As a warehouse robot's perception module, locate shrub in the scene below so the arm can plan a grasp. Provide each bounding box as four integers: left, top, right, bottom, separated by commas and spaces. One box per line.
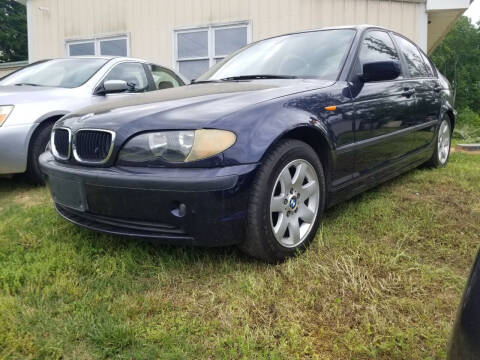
452, 107, 480, 142
457, 107, 480, 128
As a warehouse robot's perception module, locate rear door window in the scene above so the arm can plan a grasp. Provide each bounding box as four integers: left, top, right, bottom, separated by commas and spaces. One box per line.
149, 65, 184, 89
393, 35, 429, 78
419, 51, 435, 77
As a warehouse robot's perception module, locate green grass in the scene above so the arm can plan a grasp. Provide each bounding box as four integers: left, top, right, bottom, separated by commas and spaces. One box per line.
1, 153, 479, 359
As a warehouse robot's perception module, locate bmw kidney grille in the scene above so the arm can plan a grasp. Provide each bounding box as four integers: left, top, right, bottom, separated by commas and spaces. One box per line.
52, 128, 115, 164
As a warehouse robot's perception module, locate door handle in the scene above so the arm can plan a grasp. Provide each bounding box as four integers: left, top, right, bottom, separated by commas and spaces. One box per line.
402, 88, 415, 97
434, 85, 442, 93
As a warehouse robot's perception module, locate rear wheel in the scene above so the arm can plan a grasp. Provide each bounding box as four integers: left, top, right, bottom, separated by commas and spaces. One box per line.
239, 139, 326, 262
25, 122, 54, 184
426, 116, 451, 168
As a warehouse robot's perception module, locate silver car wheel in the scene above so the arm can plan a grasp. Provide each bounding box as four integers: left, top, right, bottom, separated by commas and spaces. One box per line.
438, 119, 451, 165
270, 159, 320, 248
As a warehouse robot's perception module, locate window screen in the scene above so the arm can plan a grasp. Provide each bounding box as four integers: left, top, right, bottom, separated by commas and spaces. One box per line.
67, 36, 129, 57
215, 27, 247, 59
175, 23, 250, 81
178, 60, 209, 81
100, 39, 128, 56
69, 42, 95, 56
178, 31, 208, 58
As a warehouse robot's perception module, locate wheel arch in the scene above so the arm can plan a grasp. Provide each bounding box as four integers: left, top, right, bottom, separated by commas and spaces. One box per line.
28, 113, 66, 153
264, 125, 334, 190
446, 109, 456, 131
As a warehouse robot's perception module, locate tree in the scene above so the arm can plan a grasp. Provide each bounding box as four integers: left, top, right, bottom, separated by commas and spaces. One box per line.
431, 16, 480, 113
0, 0, 27, 63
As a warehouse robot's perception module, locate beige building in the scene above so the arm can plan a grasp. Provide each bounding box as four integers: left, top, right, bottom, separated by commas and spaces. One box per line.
14, 0, 472, 80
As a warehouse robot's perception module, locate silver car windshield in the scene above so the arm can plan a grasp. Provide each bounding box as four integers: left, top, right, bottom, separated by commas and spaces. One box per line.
0, 58, 108, 88
197, 29, 356, 81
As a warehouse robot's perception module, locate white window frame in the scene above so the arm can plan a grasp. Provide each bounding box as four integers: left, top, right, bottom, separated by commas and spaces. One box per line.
173, 21, 252, 72
66, 34, 130, 57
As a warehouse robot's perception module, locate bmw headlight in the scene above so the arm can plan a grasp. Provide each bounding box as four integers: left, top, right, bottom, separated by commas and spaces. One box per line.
118, 129, 236, 163
0, 105, 14, 127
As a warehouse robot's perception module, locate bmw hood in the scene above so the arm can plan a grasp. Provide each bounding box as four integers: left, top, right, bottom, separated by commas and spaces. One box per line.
59, 79, 335, 132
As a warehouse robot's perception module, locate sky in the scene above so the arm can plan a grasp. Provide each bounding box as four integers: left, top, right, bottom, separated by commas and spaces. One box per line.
465, 0, 480, 24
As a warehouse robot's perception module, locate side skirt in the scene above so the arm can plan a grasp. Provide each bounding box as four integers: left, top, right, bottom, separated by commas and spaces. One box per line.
326, 147, 433, 208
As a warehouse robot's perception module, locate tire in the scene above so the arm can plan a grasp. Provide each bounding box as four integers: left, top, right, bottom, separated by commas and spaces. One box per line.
24, 122, 54, 185
239, 139, 326, 263
426, 116, 452, 168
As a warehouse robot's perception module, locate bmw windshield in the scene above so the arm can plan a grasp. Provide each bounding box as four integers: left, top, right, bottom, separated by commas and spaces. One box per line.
0, 58, 108, 88
197, 29, 356, 82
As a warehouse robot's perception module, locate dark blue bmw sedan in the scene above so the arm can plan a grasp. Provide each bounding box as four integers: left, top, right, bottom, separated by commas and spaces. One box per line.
40, 25, 456, 262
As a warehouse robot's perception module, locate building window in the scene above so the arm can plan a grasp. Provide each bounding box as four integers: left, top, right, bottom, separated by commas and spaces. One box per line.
67, 35, 129, 57
174, 22, 251, 81
68, 41, 95, 56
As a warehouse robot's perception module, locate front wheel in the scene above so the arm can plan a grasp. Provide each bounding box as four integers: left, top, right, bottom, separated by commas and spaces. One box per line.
24, 122, 54, 184
426, 117, 451, 168
239, 139, 326, 263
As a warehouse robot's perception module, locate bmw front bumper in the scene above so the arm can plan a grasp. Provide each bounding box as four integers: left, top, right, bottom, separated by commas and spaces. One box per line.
39, 152, 258, 246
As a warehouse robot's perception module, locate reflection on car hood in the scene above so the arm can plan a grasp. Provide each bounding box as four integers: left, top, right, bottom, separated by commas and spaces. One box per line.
0, 85, 76, 104
64, 79, 335, 131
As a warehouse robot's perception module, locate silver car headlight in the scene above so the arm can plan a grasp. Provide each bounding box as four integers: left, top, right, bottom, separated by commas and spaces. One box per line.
0, 105, 14, 127
118, 129, 236, 163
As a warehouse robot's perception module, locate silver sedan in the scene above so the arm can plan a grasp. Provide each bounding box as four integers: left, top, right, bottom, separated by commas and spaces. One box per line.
0, 56, 187, 183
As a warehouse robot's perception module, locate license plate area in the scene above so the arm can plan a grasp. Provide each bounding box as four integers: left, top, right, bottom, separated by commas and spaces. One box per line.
48, 175, 87, 212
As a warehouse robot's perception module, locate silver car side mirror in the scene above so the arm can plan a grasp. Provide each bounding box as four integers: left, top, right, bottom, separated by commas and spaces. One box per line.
98, 80, 129, 95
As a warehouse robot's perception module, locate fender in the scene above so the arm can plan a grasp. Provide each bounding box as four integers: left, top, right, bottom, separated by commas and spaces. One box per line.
221, 82, 355, 187
440, 103, 457, 130
221, 102, 334, 166
34, 111, 69, 124
25, 112, 69, 164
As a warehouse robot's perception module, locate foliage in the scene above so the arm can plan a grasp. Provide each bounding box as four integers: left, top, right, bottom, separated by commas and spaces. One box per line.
453, 124, 480, 142
458, 107, 480, 128
0, 153, 479, 359
0, 0, 27, 63
453, 110, 480, 142
431, 17, 480, 114
452, 107, 480, 141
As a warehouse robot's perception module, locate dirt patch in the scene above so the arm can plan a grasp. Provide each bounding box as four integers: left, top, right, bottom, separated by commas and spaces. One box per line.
452, 146, 480, 155
13, 192, 47, 208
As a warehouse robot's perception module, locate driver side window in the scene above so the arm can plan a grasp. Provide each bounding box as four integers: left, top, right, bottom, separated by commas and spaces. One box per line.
104, 62, 149, 93
356, 31, 401, 78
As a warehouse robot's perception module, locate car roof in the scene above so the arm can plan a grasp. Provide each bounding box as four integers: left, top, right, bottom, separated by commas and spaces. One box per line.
35, 56, 185, 71
48, 56, 150, 63
258, 24, 395, 42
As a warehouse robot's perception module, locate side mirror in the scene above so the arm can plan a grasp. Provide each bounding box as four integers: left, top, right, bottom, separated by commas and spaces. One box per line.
96, 80, 129, 95
361, 61, 401, 82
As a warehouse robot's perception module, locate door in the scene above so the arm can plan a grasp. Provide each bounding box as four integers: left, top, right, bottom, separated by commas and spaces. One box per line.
350, 30, 416, 176
148, 64, 185, 89
392, 34, 442, 150
94, 61, 151, 101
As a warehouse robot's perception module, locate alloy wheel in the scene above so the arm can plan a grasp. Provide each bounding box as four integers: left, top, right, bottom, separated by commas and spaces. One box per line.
438, 120, 451, 165
270, 159, 320, 248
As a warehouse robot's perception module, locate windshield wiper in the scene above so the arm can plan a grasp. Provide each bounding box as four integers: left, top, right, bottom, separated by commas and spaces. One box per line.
190, 79, 224, 85
14, 83, 41, 87
220, 75, 299, 81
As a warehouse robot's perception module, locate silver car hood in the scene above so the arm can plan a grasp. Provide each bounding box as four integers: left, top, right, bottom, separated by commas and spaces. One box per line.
0, 85, 79, 105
